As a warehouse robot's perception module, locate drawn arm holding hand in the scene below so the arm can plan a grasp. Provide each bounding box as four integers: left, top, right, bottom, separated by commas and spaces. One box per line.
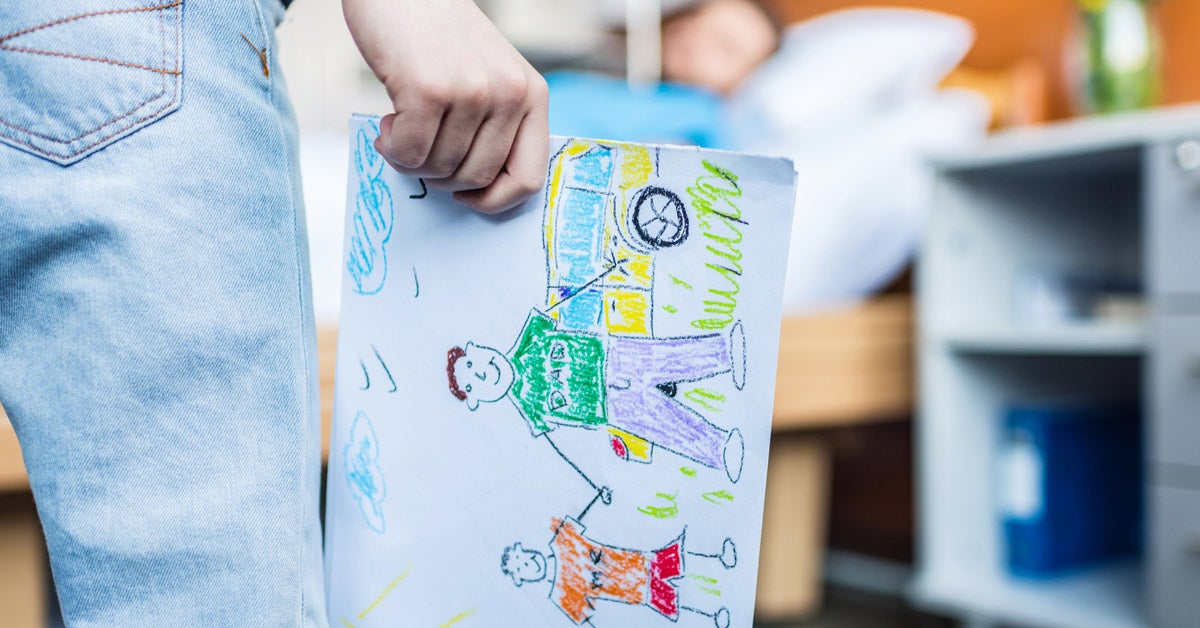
577, 485, 612, 523
546, 257, 630, 314
552, 485, 613, 541
342, 0, 549, 213
542, 433, 608, 495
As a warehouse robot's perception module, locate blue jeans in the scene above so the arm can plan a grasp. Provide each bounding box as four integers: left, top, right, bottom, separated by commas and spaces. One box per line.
0, 1, 327, 625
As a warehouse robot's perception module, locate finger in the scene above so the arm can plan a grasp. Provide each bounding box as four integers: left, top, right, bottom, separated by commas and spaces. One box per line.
455, 90, 549, 213
418, 97, 489, 182
426, 111, 522, 193
373, 100, 443, 170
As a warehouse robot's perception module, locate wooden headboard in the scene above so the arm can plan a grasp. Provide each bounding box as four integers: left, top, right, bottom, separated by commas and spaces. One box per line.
764, 0, 1200, 122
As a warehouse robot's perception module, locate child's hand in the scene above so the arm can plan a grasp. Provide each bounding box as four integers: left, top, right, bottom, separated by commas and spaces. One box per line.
343, 0, 549, 213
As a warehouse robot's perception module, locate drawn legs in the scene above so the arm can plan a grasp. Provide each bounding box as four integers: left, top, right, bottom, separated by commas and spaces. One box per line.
607, 385, 744, 481
678, 537, 738, 628
687, 537, 738, 570
603, 329, 747, 478
606, 333, 731, 387
646, 531, 739, 623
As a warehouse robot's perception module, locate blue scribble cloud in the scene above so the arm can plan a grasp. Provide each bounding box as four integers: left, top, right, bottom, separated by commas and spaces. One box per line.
344, 410, 386, 534
346, 121, 394, 295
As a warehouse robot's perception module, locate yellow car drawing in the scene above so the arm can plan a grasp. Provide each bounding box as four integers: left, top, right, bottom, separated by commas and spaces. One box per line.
542, 139, 692, 464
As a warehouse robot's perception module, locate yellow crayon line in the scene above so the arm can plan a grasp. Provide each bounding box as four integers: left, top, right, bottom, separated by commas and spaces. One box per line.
358, 564, 414, 620
340, 619, 356, 628
438, 609, 477, 627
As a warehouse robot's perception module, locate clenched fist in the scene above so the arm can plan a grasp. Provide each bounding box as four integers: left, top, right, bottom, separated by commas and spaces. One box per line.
343, 0, 549, 213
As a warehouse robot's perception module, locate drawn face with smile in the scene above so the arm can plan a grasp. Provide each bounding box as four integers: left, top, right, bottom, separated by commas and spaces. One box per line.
502, 542, 548, 587
453, 342, 515, 411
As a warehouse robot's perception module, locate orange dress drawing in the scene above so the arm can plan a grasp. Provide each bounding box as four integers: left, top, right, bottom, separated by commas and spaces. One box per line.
548, 517, 684, 625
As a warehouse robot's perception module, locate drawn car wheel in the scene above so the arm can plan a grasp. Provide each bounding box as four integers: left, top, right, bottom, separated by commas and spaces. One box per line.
610, 435, 630, 460
630, 186, 689, 249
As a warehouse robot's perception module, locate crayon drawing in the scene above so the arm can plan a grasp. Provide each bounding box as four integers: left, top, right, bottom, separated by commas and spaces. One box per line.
344, 410, 386, 534
325, 115, 796, 627
346, 119, 394, 296
500, 488, 738, 627
445, 313, 747, 482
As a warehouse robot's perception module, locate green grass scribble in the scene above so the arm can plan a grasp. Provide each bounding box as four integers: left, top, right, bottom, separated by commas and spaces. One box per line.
637, 492, 679, 519
684, 387, 725, 413
670, 275, 694, 290
679, 466, 698, 478
702, 489, 735, 505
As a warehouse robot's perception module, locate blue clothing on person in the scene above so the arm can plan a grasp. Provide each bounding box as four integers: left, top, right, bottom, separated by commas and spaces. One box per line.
546, 71, 730, 149
0, 0, 327, 625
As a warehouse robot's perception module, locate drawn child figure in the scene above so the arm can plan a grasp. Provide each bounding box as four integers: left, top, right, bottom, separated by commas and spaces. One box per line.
501, 493, 737, 627
447, 309, 747, 482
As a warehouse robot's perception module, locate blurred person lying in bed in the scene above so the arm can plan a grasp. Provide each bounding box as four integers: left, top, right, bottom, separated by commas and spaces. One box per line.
660, 0, 783, 96
548, 0, 989, 313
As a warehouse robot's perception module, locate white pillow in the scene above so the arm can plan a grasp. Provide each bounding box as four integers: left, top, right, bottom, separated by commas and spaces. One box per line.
728, 8, 975, 145
765, 89, 990, 314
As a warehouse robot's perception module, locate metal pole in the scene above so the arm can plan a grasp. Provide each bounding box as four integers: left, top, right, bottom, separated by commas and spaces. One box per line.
626, 0, 662, 86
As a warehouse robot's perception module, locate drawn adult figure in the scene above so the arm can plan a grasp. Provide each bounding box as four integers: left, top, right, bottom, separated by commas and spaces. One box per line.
500, 489, 737, 627
446, 310, 747, 482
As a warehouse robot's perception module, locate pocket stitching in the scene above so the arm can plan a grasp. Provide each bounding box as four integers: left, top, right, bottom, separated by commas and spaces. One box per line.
0, 93, 178, 161
0, 44, 181, 77
0, 87, 167, 145
0, 3, 179, 143
0, 2, 182, 43
0, 1, 182, 160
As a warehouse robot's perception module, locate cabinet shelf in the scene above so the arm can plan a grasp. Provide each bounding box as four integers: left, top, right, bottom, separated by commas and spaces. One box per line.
912, 562, 1145, 628
935, 324, 1147, 356
915, 106, 1200, 627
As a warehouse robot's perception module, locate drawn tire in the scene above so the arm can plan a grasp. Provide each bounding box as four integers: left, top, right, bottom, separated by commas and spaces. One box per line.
630, 186, 689, 249
610, 435, 630, 460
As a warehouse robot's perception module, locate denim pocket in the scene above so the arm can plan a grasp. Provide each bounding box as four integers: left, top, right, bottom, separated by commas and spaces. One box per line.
0, 1, 183, 165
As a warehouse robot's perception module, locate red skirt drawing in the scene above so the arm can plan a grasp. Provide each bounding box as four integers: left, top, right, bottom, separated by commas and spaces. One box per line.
649, 533, 685, 619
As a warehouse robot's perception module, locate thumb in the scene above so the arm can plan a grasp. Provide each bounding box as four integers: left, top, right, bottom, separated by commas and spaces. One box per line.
372, 113, 398, 160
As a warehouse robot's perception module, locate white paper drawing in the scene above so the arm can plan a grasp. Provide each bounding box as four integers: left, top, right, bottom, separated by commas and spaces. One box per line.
325, 115, 796, 628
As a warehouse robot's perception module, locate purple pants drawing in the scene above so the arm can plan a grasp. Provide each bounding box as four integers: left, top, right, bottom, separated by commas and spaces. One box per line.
604, 333, 736, 475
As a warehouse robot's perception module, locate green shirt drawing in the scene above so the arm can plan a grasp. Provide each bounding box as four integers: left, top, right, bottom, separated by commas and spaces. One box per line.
508, 310, 607, 434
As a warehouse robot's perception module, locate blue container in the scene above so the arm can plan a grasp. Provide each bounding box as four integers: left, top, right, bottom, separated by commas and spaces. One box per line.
1000, 401, 1142, 578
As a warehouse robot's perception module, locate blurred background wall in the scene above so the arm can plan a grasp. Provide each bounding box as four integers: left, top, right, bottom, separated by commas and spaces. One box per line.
766, 0, 1200, 119
275, 0, 1200, 132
